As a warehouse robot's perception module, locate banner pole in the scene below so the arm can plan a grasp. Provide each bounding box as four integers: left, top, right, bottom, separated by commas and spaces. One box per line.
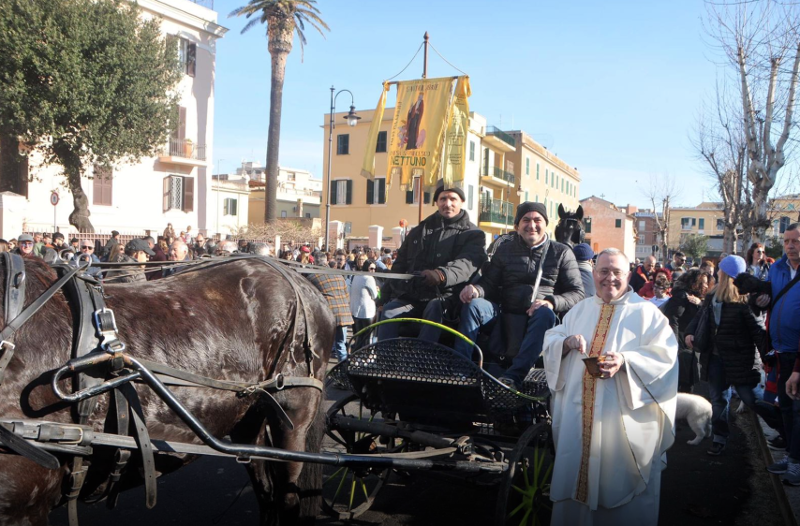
418, 32, 429, 223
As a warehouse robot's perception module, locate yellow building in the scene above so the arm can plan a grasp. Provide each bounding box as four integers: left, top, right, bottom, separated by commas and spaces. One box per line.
667, 202, 725, 253
767, 193, 800, 237
322, 107, 581, 248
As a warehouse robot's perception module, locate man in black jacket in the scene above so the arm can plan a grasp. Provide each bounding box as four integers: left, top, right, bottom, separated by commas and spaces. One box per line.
454, 202, 584, 387
378, 186, 487, 342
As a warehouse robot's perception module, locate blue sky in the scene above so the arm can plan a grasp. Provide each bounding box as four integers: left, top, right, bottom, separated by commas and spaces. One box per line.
212, 0, 728, 208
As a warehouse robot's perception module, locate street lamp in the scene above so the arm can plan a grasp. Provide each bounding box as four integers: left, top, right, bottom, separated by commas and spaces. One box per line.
325, 86, 360, 251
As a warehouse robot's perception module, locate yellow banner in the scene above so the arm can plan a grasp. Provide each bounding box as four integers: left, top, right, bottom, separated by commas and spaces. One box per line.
442, 76, 471, 187
360, 82, 390, 180
387, 77, 456, 190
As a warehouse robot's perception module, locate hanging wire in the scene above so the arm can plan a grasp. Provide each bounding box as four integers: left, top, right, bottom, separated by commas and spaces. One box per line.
385, 42, 425, 81
428, 41, 468, 76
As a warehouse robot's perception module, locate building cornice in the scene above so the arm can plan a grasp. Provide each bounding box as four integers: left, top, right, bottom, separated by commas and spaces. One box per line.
137, 0, 228, 39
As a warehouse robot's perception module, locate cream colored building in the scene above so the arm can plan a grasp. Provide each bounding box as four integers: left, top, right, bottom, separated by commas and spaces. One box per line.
247, 165, 322, 223
767, 193, 800, 237
2, 0, 225, 239
209, 174, 249, 236
322, 107, 581, 248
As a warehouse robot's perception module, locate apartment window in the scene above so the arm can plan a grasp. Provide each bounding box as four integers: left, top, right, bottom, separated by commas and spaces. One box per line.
223, 197, 238, 216
468, 185, 474, 209
366, 177, 386, 204
469, 140, 475, 161
638, 220, 646, 231
536, 164, 540, 180
331, 179, 352, 205
716, 218, 725, 230
585, 218, 592, 233
525, 158, 530, 176
344, 222, 352, 235
305, 212, 311, 218
681, 217, 696, 230
281, 210, 287, 218
92, 165, 113, 206
405, 175, 430, 205
780, 216, 791, 233
638, 233, 645, 244
698, 218, 705, 230
179, 38, 196, 77
376, 131, 387, 153
336, 134, 349, 155
615, 219, 622, 228
162, 175, 194, 212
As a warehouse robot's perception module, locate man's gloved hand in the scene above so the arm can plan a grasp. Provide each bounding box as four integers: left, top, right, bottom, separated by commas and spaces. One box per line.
419, 269, 444, 287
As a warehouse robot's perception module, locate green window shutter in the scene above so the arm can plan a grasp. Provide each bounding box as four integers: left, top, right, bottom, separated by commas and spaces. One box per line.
378, 179, 386, 204
330, 181, 338, 205
366, 179, 374, 204
424, 192, 431, 204
346, 180, 353, 204
536, 164, 540, 180
406, 190, 414, 204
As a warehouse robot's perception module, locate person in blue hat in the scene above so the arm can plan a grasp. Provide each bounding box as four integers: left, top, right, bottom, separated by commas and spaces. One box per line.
572, 243, 596, 298
685, 254, 766, 456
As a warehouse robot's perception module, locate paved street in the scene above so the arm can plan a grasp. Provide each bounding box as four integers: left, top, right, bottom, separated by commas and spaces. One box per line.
50, 385, 782, 526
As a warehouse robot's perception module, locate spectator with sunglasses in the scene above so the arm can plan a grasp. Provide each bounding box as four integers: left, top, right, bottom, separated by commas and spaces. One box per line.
746, 242, 770, 281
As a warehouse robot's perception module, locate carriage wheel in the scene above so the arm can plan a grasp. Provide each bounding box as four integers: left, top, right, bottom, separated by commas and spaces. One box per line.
322, 394, 395, 521
495, 421, 555, 526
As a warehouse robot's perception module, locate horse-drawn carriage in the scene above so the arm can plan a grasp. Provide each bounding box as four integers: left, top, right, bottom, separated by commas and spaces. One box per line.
322, 320, 554, 525
0, 249, 557, 526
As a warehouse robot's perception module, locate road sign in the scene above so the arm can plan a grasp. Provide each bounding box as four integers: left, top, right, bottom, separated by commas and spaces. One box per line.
50, 191, 59, 206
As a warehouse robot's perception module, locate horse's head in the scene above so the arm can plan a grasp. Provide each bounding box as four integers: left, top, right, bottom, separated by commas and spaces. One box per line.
554, 205, 585, 247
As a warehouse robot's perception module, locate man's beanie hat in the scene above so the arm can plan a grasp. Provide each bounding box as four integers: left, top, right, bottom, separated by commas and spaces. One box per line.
572, 243, 594, 261
719, 255, 746, 278
514, 202, 549, 226
432, 185, 466, 203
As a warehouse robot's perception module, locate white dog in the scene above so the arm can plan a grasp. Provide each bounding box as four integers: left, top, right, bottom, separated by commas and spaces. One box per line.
675, 393, 712, 445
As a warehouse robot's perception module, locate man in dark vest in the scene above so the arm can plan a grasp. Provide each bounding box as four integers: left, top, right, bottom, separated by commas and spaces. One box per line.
378, 185, 487, 343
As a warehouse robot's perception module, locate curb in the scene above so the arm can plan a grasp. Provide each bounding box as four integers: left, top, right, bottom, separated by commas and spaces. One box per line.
752, 411, 799, 526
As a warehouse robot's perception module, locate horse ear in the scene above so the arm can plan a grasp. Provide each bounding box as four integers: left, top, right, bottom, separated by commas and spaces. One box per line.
575, 205, 584, 221
558, 204, 566, 219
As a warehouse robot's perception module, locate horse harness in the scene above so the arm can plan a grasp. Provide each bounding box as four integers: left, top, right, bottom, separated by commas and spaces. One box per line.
0, 253, 324, 525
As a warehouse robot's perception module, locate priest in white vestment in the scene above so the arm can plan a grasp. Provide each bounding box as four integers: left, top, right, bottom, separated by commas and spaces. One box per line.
542, 248, 678, 526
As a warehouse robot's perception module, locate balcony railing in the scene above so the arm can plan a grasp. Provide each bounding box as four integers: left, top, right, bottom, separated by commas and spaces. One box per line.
479, 196, 514, 226
165, 138, 206, 161
481, 165, 515, 184
486, 125, 516, 148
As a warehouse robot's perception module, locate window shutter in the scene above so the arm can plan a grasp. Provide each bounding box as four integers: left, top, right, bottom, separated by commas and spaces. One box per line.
366, 179, 374, 204
163, 176, 170, 212
406, 190, 413, 204
231, 198, 237, 216
346, 180, 353, 204
178, 106, 186, 141
378, 179, 386, 204
331, 181, 338, 205
182, 177, 194, 212
423, 191, 430, 204
187, 43, 196, 77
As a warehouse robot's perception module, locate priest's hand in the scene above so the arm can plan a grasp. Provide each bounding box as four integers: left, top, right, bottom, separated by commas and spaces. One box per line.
600, 351, 624, 379
788, 372, 800, 400
527, 299, 553, 316
561, 335, 587, 358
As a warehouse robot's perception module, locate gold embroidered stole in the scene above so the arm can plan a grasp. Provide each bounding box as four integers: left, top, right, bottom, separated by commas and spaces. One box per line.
575, 303, 616, 504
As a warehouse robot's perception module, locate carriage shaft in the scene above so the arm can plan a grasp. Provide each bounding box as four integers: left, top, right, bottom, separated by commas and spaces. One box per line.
329, 413, 455, 450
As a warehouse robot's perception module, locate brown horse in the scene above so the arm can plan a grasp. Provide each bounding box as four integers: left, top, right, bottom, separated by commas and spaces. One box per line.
0, 256, 334, 525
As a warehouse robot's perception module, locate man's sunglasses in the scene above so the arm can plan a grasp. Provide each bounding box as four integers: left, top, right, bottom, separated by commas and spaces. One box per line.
80, 245, 94, 250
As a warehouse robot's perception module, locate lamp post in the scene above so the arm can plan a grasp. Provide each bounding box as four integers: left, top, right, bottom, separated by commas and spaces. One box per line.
325, 86, 360, 251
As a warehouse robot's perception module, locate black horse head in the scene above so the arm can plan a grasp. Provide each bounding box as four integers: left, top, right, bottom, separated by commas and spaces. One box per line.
554, 204, 585, 247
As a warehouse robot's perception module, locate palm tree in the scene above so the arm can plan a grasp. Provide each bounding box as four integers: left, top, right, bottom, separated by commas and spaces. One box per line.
230, 0, 329, 222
